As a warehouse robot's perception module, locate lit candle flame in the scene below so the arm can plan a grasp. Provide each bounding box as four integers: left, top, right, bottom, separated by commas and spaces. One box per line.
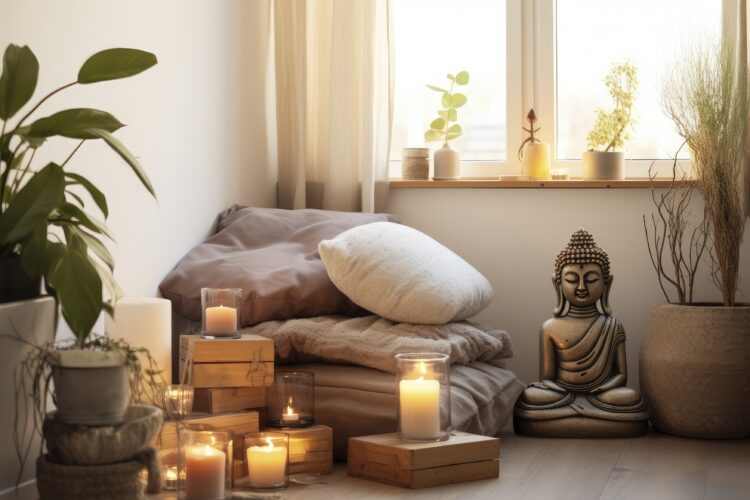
265, 436, 274, 450
202, 444, 216, 456
165, 467, 177, 480
418, 362, 427, 375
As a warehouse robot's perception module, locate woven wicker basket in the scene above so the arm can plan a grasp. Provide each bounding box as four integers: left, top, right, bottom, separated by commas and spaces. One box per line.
36, 455, 147, 500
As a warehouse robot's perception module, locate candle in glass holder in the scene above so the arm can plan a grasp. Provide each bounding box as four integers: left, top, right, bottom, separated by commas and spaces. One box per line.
163, 384, 193, 418
551, 167, 571, 180
396, 354, 450, 441
204, 305, 238, 334
281, 398, 299, 425
246, 437, 287, 488
185, 444, 226, 499
162, 465, 179, 490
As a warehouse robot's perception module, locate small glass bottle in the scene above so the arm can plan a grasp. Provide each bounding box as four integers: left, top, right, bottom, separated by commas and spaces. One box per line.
395, 353, 451, 441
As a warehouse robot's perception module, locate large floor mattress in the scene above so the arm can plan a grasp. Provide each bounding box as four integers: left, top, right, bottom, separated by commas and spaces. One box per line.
284, 362, 524, 459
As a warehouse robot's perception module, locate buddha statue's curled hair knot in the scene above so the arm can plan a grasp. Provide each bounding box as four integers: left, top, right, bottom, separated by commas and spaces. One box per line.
554, 228, 611, 283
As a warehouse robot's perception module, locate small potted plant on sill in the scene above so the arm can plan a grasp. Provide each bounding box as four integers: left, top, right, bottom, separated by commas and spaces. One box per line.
583, 62, 638, 180
424, 70, 469, 180
0, 43, 163, 433
641, 38, 750, 438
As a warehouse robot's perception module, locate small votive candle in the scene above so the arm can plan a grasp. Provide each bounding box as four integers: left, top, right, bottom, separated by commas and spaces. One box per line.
267, 371, 315, 428
243, 432, 289, 490
201, 288, 241, 339
179, 429, 232, 500
551, 167, 571, 180
395, 353, 451, 441
162, 384, 194, 419
162, 465, 180, 491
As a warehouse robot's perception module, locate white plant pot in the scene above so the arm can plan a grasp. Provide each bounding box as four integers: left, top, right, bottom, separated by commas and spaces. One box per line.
51, 349, 130, 426
433, 142, 460, 180
582, 151, 625, 180
0, 297, 56, 491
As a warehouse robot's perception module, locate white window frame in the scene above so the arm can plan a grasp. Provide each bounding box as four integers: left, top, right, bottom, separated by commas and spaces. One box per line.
391, 0, 738, 179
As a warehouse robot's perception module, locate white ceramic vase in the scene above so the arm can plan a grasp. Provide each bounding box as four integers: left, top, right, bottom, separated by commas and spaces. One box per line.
582, 151, 625, 180
433, 142, 460, 180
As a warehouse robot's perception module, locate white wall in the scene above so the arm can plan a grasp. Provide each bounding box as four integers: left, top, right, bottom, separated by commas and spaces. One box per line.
388, 188, 750, 388
0, 0, 275, 495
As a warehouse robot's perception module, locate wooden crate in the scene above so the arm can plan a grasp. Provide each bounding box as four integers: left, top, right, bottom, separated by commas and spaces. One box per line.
155, 410, 260, 462
179, 334, 274, 388
285, 425, 333, 475
348, 432, 500, 489
193, 387, 267, 414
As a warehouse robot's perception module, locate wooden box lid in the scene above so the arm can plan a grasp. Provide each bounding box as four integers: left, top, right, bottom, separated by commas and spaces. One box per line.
179, 334, 274, 363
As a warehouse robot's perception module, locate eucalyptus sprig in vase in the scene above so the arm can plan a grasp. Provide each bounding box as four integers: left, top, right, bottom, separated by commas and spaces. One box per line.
424, 70, 469, 179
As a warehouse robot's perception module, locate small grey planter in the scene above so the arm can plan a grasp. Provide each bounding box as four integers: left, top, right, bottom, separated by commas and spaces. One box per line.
582, 151, 625, 180
640, 303, 750, 439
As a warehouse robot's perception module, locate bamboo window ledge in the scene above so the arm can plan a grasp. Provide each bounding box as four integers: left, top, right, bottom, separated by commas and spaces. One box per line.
389, 178, 692, 189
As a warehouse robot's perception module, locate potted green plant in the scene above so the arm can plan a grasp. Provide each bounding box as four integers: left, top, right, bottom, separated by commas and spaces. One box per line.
424, 70, 469, 180
641, 39, 749, 438
0, 43, 161, 428
583, 62, 638, 180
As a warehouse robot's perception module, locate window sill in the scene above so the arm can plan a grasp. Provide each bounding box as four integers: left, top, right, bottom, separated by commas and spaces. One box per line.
389, 178, 691, 189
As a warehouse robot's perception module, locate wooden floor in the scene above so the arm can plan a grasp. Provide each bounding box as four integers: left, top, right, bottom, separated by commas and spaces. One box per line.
150, 430, 750, 500
7, 431, 747, 499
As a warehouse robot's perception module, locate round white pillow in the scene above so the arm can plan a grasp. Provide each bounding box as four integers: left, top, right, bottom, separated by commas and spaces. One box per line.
318, 222, 492, 324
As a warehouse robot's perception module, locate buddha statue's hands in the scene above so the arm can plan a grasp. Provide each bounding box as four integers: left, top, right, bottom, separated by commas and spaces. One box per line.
530, 380, 567, 393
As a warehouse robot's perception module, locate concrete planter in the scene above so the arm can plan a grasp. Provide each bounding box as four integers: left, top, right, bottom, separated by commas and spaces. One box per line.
582, 151, 625, 180
640, 303, 750, 438
0, 297, 56, 492
51, 350, 130, 426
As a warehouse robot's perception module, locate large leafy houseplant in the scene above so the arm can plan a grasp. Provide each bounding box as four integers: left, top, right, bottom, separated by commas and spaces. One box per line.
0, 44, 156, 343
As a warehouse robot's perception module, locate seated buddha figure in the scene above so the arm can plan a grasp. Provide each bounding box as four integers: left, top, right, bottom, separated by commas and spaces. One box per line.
514, 228, 649, 438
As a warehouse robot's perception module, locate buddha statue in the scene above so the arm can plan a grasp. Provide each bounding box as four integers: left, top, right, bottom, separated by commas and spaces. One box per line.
514, 228, 649, 438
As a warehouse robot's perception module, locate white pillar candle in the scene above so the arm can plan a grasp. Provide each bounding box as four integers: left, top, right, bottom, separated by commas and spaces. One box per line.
399, 376, 440, 439
247, 438, 287, 488
204, 305, 238, 334
185, 445, 226, 499
106, 297, 171, 381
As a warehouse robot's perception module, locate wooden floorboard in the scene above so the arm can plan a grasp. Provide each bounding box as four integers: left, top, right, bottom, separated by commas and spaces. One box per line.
9, 430, 747, 500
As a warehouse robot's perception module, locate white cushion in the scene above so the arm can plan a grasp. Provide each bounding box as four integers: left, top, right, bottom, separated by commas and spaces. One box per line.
318, 222, 492, 324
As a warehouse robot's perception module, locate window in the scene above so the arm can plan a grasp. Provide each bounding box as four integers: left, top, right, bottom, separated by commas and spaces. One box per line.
391, 0, 732, 179
390, 0, 507, 173
556, 0, 722, 161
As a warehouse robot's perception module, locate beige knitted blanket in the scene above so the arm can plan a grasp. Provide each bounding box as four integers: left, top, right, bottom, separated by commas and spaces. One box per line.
241, 315, 513, 374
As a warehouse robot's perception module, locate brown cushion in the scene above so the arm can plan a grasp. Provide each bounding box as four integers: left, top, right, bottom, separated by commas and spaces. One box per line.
159, 205, 398, 326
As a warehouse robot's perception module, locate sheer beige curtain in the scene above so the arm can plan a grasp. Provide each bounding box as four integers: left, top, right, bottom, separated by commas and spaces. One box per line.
740, 0, 750, 217
274, 0, 392, 212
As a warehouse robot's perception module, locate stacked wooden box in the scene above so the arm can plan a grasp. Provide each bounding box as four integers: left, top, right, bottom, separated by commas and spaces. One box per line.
157, 335, 273, 471
160, 334, 333, 481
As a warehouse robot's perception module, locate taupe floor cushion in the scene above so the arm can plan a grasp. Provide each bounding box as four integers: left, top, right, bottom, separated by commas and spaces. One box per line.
284, 362, 525, 460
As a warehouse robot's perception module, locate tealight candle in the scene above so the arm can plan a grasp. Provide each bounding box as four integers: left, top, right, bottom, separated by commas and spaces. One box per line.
281, 398, 299, 425
162, 465, 179, 490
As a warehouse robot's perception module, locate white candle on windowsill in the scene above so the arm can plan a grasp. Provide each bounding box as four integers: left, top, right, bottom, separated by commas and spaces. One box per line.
205, 305, 238, 334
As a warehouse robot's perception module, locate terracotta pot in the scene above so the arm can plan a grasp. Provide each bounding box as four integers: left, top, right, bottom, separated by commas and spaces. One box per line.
640, 303, 750, 438
51, 350, 130, 426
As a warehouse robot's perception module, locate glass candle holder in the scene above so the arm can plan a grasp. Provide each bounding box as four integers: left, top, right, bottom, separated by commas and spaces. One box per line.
178, 428, 233, 500
161, 465, 181, 491
162, 384, 194, 419
201, 288, 242, 339
267, 371, 314, 428
241, 432, 289, 490
395, 353, 452, 441
551, 167, 571, 180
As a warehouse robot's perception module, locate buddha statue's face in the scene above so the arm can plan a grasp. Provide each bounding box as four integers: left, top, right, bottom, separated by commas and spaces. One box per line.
560, 263, 605, 308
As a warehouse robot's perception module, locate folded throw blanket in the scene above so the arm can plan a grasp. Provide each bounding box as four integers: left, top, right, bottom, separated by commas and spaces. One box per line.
241, 315, 513, 374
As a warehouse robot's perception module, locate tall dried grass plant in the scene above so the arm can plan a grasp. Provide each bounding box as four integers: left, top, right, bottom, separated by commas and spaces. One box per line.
661, 39, 748, 306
